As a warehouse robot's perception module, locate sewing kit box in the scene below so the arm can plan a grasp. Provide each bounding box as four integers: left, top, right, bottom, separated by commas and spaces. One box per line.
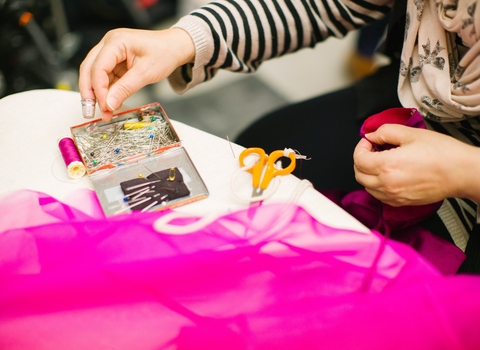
70, 102, 209, 216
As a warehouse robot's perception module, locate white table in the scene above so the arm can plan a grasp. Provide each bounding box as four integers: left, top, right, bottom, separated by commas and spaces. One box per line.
0, 89, 367, 232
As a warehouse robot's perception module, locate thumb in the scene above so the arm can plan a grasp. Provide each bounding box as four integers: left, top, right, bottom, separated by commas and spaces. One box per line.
365, 124, 411, 147
106, 67, 147, 111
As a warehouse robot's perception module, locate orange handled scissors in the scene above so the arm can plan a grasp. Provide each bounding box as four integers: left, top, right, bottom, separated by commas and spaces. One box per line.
239, 147, 296, 197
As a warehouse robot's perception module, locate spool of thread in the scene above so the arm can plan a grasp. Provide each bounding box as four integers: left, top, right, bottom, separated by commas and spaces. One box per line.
123, 121, 151, 130
58, 137, 86, 179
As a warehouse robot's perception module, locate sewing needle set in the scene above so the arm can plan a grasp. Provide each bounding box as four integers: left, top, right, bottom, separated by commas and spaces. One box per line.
67, 102, 209, 216
74, 107, 178, 172
117, 166, 191, 214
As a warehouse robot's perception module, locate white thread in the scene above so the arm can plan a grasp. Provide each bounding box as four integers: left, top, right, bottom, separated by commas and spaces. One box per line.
66, 160, 86, 179
238, 179, 314, 241
152, 179, 313, 236
288, 179, 314, 202
51, 155, 84, 184
230, 149, 311, 203
152, 150, 313, 235
153, 212, 220, 235
284, 148, 310, 160
226, 135, 236, 158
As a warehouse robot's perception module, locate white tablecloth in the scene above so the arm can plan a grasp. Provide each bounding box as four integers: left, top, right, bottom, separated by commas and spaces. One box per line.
0, 89, 367, 232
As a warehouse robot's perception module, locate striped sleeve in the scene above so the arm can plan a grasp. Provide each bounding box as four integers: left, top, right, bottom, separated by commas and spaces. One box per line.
168, 0, 394, 93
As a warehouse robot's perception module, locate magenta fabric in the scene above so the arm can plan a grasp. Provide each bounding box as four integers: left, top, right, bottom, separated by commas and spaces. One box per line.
1, 190, 480, 349
324, 108, 464, 275
358, 108, 443, 232
360, 107, 427, 151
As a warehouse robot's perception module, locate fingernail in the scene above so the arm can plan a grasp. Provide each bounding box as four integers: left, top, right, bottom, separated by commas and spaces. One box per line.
106, 96, 119, 111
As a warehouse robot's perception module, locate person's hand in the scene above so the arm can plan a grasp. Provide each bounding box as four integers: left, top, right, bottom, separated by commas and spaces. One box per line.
353, 124, 480, 206
79, 28, 195, 121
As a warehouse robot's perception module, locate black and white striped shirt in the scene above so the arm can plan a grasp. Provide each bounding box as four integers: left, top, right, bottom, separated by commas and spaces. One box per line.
169, 0, 480, 253
169, 0, 393, 92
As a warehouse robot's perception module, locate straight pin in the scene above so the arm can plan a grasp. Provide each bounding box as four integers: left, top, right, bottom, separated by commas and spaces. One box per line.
141, 200, 159, 212
124, 185, 155, 198
115, 197, 152, 214
125, 180, 161, 191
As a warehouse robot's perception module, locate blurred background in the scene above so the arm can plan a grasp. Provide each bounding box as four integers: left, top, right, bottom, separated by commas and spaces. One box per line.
0, 0, 388, 139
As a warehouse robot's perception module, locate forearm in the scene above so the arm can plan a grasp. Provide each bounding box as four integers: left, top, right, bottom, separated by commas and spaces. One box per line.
455, 144, 480, 205
168, 0, 394, 93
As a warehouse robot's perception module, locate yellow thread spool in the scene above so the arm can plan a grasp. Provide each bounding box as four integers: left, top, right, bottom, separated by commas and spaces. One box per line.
124, 121, 151, 130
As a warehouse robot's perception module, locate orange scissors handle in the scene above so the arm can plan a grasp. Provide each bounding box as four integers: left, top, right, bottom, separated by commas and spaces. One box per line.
259, 150, 296, 190
239, 147, 267, 188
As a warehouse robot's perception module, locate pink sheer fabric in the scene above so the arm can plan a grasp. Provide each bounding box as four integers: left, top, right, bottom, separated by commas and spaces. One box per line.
1, 189, 480, 349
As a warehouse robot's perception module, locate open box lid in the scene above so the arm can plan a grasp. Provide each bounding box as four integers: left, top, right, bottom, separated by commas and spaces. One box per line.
89, 147, 209, 216
70, 102, 181, 175
70, 102, 209, 216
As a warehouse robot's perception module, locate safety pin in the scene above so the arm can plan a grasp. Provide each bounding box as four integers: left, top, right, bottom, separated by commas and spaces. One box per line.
168, 167, 176, 182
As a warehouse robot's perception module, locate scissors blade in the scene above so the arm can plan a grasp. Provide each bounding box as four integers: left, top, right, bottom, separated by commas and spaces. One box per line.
251, 187, 264, 197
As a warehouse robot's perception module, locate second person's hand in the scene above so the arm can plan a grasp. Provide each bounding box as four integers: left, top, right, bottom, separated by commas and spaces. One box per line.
353, 124, 480, 207
79, 27, 195, 121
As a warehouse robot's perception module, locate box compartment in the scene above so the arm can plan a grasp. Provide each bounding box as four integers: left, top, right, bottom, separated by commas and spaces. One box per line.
70, 102, 208, 215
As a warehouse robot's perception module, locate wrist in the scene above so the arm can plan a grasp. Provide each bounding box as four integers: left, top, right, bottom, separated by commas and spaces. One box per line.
455, 144, 480, 203
169, 28, 195, 65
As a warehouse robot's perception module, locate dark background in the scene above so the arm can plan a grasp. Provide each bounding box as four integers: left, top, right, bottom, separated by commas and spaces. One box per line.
0, 0, 177, 98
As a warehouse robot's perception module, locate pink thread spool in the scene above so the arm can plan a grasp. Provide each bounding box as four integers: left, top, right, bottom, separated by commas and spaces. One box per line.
58, 137, 86, 179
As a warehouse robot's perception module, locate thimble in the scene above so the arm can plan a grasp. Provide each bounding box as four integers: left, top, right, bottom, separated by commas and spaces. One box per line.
81, 99, 96, 119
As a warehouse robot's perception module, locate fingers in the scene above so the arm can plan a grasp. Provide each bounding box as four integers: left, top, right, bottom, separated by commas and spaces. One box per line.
79, 40, 115, 120
105, 65, 149, 112
79, 29, 134, 121
79, 42, 102, 100
78, 27, 196, 122
89, 36, 130, 121
354, 163, 380, 189
353, 138, 379, 174
354, 137, 373, 154
364, 124, 413, 147
79, 43, 104, 118
354, 125, 416, 183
